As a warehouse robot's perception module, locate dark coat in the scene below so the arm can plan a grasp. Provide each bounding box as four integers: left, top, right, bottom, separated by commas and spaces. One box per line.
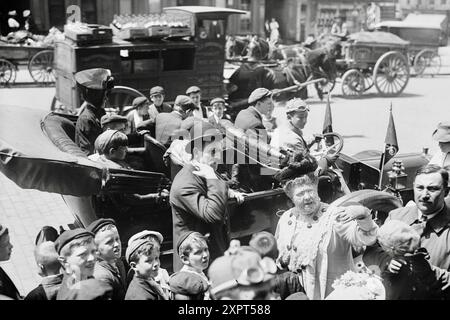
93, 258, 127, 300
382, 248, 449, 300
0, 267, 21, 300
125, 274, 166, 300
24, 273, 63, 301
75, 104, 105, 155
170, 164, 230, 272
155, 111, 184, 146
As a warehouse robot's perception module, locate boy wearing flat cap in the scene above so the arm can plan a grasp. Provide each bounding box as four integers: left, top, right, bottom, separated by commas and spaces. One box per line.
208, 97, 233, 133
55, 229, 100, 300
186, 86, 209, 119
75, 68, 114, 155
126, 97, 151, 134
148, 86, 172, 122
89, 130, 130, 169
155, 95, 197, 147
170, 121, 231, 271
125, 234, 169, 300
0, 224, 21, 300
169, 232, 211, 300
87, 218, 127, 300
429, 122, 450, 168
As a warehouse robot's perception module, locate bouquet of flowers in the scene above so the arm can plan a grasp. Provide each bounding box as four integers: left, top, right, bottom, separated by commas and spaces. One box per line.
325, 270, 385, 300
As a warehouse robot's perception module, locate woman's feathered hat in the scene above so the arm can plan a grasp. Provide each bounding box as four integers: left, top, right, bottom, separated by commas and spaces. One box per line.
273, 151, 318, 184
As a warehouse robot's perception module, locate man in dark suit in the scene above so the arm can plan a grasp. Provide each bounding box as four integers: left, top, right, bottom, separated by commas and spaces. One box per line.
186, 86, 209, 119
364, 165, 450, 289
155, 95, 196, 147
170, 121, 230, 272
75, 68, 114, 155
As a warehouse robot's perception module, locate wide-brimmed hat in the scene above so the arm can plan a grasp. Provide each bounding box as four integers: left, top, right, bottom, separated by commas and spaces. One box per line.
185, 121, 223, 154
432, 122, 450, 143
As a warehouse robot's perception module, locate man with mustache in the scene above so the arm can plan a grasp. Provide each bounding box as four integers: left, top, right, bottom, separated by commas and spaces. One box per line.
364, 165, 450, 288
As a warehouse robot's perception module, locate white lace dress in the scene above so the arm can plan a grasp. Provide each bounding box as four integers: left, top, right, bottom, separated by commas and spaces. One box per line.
275, 203, 378, 300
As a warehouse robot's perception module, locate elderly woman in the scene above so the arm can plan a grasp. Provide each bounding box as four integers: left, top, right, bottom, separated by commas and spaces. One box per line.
274, 152, 379, 300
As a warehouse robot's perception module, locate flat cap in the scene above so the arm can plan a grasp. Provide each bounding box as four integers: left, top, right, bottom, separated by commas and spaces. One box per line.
186, 86, 201, 95
150, 86, 165, 96
86, 218, 117, 235
176, 231, 196, 256
249, 231, 278, 260
169, 271, 209, 296
285, 98, 309, 115
132, 96, 150, 108
54, 229, 94, 255
75, 68, 113, 90
100, 114, 127, 128
432, 121, 450, 143
128, 230, 163, 246
248, 88, 272, 105
174, 95, 196, 111
94, 130, 127, 155
125, 238, 152, 264
210, 97, 226, 105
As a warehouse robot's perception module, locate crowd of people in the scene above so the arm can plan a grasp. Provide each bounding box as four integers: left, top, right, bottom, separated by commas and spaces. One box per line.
1, 66, 450, 300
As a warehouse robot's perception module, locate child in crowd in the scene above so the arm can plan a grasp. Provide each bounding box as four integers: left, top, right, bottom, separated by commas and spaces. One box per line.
25, 241, 63, 300
125, 234, 169, 300
89, 130, 131, 169
0, 224, 21, 300
55, 228, 112, 300
87, 218, 127, 300
377, 220, 449, 300
169, 232, 211, 300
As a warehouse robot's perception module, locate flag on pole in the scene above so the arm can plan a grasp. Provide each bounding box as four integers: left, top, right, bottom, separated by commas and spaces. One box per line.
323, 92, 334, 145
379, 103, 399, 170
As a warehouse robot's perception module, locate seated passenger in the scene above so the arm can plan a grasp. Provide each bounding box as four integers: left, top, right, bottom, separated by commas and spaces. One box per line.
155, 95, 197, 147
148, 86, 172, 122
89, 130, 131, 169
126, 97, 151, 134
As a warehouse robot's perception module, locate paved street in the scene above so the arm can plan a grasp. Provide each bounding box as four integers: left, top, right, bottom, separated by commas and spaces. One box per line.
1, 50, 450, 296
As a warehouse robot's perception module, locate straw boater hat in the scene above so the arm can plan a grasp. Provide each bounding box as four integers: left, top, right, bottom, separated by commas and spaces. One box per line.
432, 122, 450, 143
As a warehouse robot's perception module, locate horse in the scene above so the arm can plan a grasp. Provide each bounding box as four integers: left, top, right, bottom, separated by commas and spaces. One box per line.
225, 35, 271, 61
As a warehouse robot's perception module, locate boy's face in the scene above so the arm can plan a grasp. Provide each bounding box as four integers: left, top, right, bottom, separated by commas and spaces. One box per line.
134, 245, 160, 279
0, 233, 13, 262
184, 243, 210, 272
137, 104, 150, 117
64, 239, 97, 280
150, 94, 164, 107
108, 145, 128, 161
96, 227, 121, 263
189, 92, 201, 105
212, 104, 224, 119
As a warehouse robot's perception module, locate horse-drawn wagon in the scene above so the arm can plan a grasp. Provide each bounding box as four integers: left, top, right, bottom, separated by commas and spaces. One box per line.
377, 13, 448, 77
337, 31, 410, 98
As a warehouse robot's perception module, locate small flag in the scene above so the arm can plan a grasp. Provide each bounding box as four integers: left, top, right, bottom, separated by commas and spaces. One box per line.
323, 93, 334, 145
379, 103, 399, 170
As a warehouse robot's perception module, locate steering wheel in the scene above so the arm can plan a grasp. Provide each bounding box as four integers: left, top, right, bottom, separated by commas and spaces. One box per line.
309, 132, 344, 159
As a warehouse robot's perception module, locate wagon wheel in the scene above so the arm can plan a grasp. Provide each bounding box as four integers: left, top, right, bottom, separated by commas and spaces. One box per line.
341, 69, 365, 98
0, 59, 17, 85
28, 50, 55, 83
363, 72, 374, 91
413, 49, 441, 77
373, 51, 410, 97
105, 86, 146, 115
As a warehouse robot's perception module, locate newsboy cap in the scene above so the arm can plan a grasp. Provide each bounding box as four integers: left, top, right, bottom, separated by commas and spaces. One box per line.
248, 88, 272, 105
54, 229, 94, 255
176, 231, 196, 256
86, 218, 117, 235
75, 68, 113, 91
125, 238, 152, 264
128, 230, 163, 246
186, 86, 201, 95
210, 97, 226, 106
150, 86, 165, 96
432, 122, 450, 143
100, 114, 127, 128
285, 98, 309, 115
175, 95, 196, 111
169, 271, 210, 296
132, 96, 149, 109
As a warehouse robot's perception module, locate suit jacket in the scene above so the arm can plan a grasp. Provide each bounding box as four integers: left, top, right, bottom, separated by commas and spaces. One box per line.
75, 104, 105, 155
24, 273, 63, 301
0, 267, 21, 300
93, 258, 127, 300
363, 203, 450, 272
155, 111, 184, 146
170, 164, 230, 272
234, 106, 267, 140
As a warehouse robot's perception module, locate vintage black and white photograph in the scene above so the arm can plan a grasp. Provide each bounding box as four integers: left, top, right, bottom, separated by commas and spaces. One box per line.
0, 0, 449, 303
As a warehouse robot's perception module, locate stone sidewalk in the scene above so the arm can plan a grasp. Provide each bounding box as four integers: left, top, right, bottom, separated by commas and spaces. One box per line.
0, 171, 73, 296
